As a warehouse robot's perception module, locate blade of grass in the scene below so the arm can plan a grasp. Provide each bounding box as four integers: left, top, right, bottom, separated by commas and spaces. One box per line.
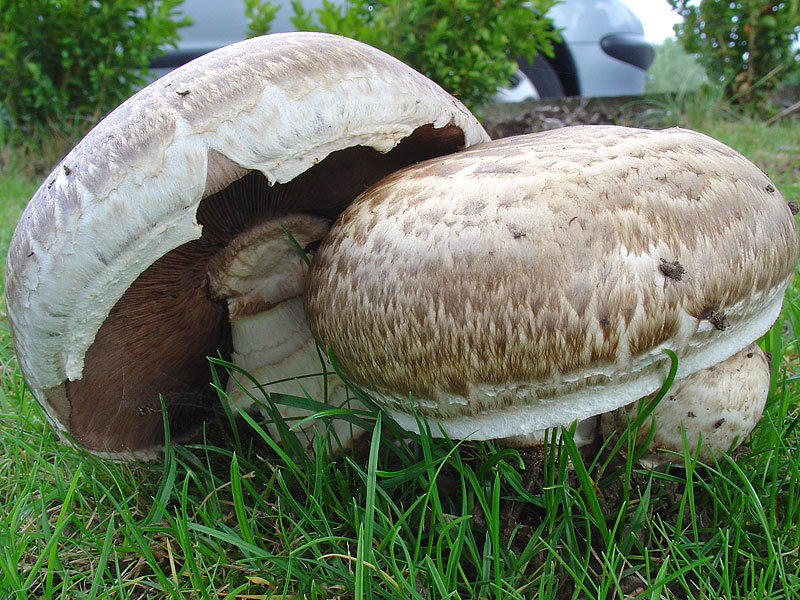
230, 453, 255, 547
355, 412, 382, 598
561, 425, 611, 548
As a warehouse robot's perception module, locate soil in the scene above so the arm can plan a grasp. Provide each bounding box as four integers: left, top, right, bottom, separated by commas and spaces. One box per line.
480, 85, 800, 139
480, 95, 663, 139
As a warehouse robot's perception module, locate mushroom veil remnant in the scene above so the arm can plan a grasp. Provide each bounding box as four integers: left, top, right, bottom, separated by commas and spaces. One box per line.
4, 32, 489, 458
305, 126, 798, 445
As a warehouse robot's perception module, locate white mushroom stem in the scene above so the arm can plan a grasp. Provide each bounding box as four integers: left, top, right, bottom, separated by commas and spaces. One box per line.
600, 343, 770, 467
227, 299, 359, 446
208, 214, 363, 447
207, 214, 331, 316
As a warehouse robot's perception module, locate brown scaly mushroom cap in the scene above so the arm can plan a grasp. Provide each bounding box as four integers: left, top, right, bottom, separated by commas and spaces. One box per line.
305, 126, 798, 442
5, 32, 489, 458
600, 343, 770, 466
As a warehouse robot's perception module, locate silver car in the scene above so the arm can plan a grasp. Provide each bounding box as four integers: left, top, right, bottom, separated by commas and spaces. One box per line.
150, 0, 654, 100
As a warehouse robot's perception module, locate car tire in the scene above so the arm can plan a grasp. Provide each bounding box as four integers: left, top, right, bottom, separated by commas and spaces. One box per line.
518, 55, 564, 98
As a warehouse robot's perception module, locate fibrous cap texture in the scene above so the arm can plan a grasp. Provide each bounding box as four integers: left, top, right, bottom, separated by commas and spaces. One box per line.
305, 126, 798, 440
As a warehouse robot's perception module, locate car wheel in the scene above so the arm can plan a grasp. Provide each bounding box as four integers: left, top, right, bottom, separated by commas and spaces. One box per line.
518, 55, 564, 98
494, 54, 565, 102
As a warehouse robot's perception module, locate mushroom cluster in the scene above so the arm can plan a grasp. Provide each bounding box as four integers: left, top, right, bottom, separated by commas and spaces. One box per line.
6, 33, 798, 463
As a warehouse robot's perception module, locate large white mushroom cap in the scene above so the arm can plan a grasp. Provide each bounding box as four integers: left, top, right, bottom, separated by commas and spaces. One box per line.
5, 32, 488, 456
305, 126, 798, 441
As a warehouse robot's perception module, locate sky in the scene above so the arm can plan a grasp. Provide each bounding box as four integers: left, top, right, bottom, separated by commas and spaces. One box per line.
620, 0, 683, 43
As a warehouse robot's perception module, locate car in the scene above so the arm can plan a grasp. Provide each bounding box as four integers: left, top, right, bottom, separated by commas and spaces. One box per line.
149, 0, 654, 100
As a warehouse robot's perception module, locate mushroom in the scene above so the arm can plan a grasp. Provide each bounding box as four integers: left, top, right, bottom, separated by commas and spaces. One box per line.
4, 32, 489, 458
305, 126, 798, 444
600, 343, 770, 466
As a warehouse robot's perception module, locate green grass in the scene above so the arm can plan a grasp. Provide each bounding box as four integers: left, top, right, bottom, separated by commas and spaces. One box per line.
0, 100, 799, 599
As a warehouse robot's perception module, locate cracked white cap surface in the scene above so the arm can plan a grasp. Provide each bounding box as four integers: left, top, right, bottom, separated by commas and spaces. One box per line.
4, 32, 488, 455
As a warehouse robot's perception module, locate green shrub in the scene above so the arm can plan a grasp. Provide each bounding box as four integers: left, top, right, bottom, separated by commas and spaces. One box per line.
0, 0, 190, 130
668, 0, 800, 104
248, 0, 560, 109
646, 38, 707, 94
244, 0, 279, 40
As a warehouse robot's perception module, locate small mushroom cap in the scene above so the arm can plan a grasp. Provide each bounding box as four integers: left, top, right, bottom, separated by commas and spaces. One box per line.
5, 32, 488, 456
305, 126, 798, 441
600, 343, 770, 466
207, 214, 330, 319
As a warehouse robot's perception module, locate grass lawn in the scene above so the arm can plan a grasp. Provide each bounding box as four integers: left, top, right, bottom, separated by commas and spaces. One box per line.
0, 100, 799, 599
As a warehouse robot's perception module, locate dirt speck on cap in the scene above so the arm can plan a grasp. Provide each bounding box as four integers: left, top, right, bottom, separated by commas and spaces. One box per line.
709, 311, 729, 331
659, 258, 686, 281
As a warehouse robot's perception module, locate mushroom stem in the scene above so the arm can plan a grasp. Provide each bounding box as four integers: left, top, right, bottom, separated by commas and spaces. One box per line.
502, 416, 599, 448
226, 298, 360, 446
208, 213, 363, 447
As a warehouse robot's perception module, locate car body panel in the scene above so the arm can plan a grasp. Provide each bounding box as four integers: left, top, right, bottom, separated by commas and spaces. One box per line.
549, 0, 651, 96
